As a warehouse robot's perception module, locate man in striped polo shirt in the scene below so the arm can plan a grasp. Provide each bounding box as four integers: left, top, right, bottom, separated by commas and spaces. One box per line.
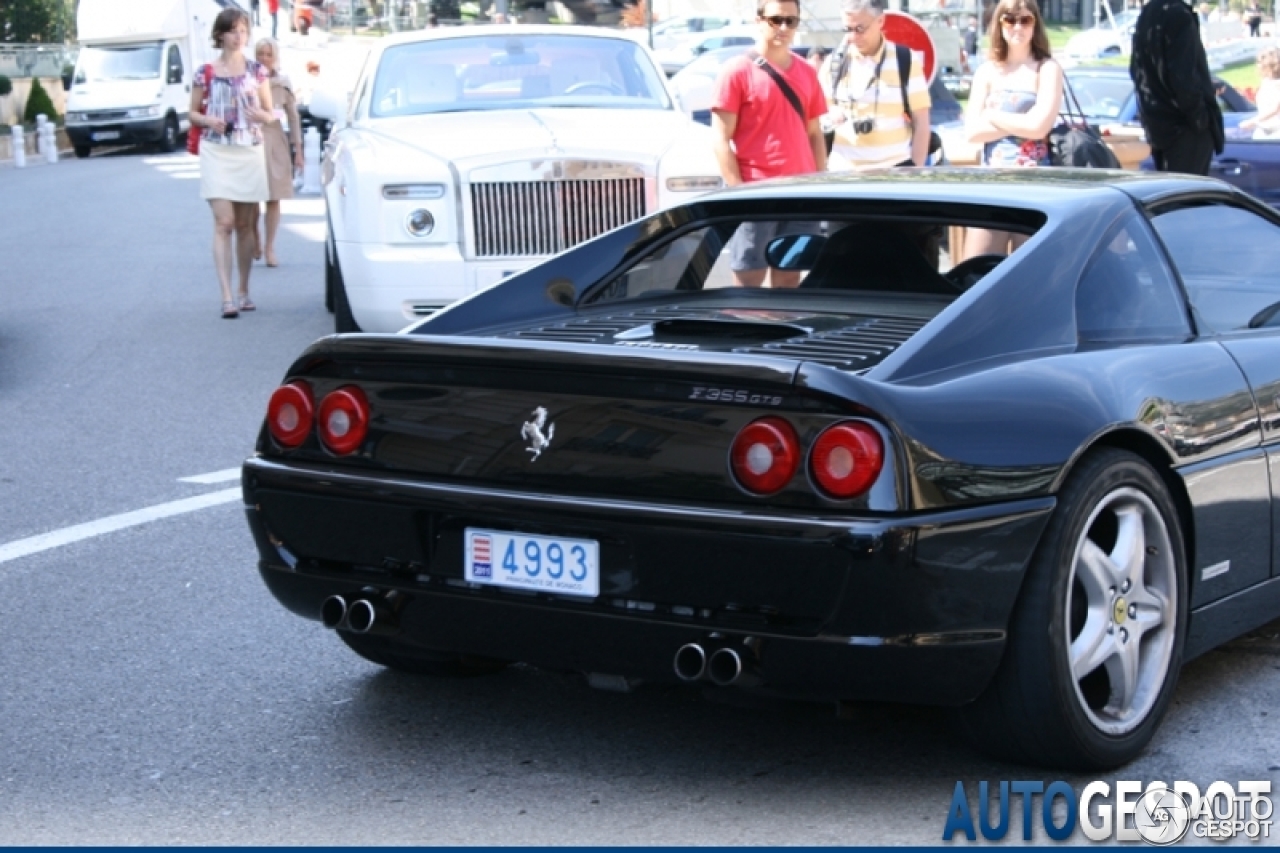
825, 0, 932, 170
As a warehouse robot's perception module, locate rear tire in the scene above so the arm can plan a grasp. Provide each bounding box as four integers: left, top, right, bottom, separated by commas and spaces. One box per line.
958, 448, 1187, 769
73, 144, 91, 159
338, 631, 508, 677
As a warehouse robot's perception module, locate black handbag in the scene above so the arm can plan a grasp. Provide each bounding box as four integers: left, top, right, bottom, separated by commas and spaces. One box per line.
1048, 77, 1121, 169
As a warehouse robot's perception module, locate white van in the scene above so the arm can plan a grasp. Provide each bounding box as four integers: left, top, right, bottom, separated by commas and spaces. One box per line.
64, 0, 239, 158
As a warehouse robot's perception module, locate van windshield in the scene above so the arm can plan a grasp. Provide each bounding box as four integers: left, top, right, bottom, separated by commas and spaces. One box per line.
75, 44, 162, 83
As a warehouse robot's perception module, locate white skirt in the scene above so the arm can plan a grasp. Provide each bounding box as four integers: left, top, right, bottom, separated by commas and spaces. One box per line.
200, 141, 269, 202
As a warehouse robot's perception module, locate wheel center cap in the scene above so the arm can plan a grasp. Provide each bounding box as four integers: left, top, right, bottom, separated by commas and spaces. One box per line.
1113, 597, 1128, 625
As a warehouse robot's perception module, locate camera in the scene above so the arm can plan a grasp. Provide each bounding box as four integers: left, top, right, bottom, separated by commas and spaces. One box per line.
852, 117, 874, 135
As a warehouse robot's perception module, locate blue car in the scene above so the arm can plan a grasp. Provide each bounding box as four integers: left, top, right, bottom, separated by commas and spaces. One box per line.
1068, 67, 1280, 207
1066, 65, 1254, 128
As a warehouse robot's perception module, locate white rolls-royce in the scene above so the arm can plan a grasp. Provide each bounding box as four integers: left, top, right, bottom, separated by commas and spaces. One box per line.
313, 25, 725, 333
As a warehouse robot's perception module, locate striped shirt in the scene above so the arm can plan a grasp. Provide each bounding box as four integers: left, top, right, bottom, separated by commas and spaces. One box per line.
826, 39, 930, 170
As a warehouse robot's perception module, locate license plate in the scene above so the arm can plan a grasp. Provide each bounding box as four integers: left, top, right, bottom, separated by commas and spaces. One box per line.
465, 528, 599, 598
92, 131, 120, 141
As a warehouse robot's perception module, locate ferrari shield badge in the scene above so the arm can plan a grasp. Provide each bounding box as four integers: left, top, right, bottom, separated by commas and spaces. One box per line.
521, 407, 555, 460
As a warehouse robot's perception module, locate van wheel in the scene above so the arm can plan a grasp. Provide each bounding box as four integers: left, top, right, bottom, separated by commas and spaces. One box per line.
958, 448, 1186, 769
332, 250, 361, 333
73, 144, 91, 159
158, 115, 179, 152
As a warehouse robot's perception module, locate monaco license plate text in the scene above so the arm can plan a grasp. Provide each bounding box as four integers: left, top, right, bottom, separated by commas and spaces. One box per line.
465, 528, 599, 598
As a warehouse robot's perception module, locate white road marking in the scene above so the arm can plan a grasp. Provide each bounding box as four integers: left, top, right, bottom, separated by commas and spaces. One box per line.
179, 467, 242, 484
0, 488, 241, 565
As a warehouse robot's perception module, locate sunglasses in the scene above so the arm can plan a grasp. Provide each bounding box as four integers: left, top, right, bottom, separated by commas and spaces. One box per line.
844, 21, 877, 34
761, 15, 801, 29
1000, 13, 1036, 27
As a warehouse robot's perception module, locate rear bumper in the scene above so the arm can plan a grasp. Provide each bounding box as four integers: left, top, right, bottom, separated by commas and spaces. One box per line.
243, 456, 1054, 705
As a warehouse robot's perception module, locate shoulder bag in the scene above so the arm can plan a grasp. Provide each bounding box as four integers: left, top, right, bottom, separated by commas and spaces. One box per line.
187, 64, 214, 155
1048, 73, 1121, 169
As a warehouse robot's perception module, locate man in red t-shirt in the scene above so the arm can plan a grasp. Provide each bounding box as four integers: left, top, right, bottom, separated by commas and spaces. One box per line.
712, 0, 827, 288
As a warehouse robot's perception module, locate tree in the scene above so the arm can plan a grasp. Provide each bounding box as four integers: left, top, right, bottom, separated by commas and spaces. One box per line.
1, 0, 75, 44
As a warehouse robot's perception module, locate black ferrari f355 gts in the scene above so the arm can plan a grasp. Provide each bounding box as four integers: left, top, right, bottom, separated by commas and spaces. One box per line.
244, 169, 1280, 769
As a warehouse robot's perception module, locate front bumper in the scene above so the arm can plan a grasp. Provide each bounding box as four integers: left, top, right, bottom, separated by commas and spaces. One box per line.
243, 456, 1054, 705
65, 116, 167, 147
338, 240, 544, 332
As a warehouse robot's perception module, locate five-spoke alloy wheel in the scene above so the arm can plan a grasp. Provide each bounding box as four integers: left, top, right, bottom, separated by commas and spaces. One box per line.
960, 448, 1187, 769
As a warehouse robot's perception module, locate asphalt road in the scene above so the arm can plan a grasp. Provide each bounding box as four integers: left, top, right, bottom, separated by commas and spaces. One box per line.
0, 150, 1277, 845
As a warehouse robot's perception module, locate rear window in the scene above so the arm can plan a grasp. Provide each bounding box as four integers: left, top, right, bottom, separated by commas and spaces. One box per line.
583, 213, 1042, 306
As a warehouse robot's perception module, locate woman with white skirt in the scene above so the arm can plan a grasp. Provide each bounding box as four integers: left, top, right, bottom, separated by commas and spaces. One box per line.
189, 7, 273, 318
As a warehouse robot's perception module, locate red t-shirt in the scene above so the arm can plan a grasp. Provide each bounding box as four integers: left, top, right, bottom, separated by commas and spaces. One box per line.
712, 52, 827, 183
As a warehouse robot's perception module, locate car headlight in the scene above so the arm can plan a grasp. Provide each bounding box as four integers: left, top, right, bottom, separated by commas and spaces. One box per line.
666, 176, 723, 192
383, 184, 446, 200
66, 112, 88, 123
126, 105, 161, 119
405, 209, 435, 237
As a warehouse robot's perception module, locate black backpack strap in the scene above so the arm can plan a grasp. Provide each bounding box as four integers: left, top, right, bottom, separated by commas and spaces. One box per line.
829, 42, 849, 95
895, 42, 912, 122
747, 50, 806, 123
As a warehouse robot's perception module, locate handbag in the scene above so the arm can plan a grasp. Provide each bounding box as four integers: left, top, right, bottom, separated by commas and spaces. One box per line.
1048, 76, 1121, 169
187, 64, 213, 155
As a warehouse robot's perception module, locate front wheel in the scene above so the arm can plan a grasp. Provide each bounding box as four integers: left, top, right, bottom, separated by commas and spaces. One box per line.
158, 115, 179, 152
338, 631, 508, 677
331, 247, 362, 333
959, 448, 1187, 769
73, 144, 91, 159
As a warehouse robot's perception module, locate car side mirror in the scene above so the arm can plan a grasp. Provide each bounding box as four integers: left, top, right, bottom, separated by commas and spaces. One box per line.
765, 233, 827, 270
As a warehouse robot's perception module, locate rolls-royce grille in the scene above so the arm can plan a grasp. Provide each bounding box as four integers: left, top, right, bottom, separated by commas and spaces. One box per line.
470, 178, 646, 258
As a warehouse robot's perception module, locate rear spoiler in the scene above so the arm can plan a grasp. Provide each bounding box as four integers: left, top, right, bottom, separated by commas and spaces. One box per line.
289, 333, 804, 388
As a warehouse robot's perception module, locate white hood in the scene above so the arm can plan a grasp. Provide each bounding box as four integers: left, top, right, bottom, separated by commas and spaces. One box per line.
361, 108, 709, 167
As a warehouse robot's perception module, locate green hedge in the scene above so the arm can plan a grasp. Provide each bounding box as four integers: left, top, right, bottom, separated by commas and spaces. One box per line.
23, 77, 56, 123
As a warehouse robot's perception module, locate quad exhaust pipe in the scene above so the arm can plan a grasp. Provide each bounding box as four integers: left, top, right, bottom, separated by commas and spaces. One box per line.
673, 643, 707, 682
321, 592, 400, 636
672, 642, 759, 687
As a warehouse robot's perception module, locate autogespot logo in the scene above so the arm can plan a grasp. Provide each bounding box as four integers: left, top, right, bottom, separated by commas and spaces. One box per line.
942, 780, 1273, 843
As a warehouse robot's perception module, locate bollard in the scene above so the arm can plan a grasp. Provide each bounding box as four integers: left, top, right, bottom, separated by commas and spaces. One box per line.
11, 125, 25, 168
43, 123, 57, 164
300, 126, 322, 194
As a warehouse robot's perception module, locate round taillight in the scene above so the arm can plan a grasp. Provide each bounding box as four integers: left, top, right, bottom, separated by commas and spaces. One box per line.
809, 421, 884, 500
730, 417, 800, 495
317, 386, 369, 456
267, 382, 314, 449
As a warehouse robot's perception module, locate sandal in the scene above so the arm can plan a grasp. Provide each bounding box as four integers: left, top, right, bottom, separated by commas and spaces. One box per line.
238, 296, 256, 311
265, 251, 279, 268
221, 301, 239, 319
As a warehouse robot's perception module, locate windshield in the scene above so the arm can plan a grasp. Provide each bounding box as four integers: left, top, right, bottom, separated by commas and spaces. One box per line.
1065, 74, 1133, 120
74, 44, 162, 83
370, 34, 671, 117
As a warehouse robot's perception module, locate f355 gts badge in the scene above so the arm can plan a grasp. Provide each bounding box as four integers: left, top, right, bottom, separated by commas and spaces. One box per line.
521, 406, 555, 461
